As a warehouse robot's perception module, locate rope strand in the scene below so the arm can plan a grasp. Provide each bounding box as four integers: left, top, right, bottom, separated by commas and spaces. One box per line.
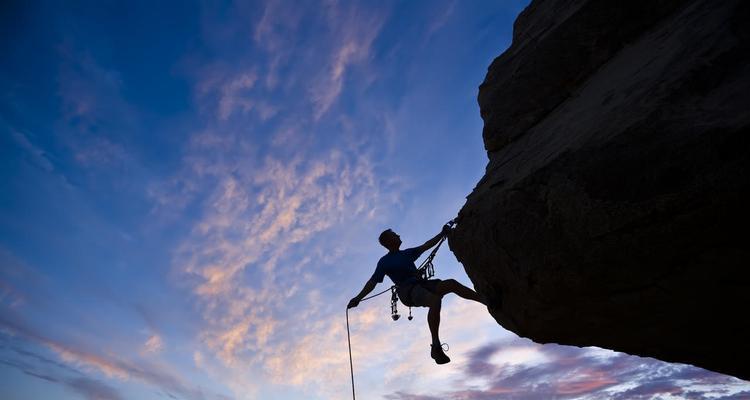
360, 287, 392, 301
346, 308, 356, 400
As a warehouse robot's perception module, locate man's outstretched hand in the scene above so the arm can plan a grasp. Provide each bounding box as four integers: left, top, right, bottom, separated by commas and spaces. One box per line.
347, 297, 360, 309
441, 223, 453, 237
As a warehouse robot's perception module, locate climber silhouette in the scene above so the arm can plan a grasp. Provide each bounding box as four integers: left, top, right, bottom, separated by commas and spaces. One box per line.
347, 224, 486, 364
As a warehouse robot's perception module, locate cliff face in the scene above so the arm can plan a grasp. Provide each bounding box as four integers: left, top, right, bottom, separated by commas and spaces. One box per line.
450, 0, 750, 380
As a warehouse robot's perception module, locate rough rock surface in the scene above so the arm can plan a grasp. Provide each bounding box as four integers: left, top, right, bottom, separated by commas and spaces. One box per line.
450, 0, 750, 380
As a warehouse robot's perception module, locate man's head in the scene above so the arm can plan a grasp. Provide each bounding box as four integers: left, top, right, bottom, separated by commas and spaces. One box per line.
378, 229, 401, 251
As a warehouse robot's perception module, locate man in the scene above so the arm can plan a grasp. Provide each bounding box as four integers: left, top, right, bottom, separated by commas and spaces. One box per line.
347, 224, 486, 364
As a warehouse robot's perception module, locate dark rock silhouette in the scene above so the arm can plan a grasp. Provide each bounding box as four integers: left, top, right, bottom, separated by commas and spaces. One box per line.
450, 0, 750, 380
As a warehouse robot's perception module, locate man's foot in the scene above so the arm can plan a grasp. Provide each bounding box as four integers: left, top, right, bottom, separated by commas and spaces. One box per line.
430, 344, 450, 365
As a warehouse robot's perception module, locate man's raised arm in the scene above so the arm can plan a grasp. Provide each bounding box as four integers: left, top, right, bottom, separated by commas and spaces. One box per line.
348, 278, 378, 309
414, 224, 452, 255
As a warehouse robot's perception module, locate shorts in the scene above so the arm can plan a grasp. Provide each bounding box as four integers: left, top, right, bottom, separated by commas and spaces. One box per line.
397, 279, 442, 307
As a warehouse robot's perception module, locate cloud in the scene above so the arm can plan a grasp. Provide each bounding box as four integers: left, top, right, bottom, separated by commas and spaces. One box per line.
0, 279, 24, 309
0, 309, 219, 400
0, 356, 62, 383
159, 93, 406, 397
385, 393, 442, 400
170, 33, 397, 389
56, 44, 124, 126
713, 391, 750, 400
9, 129, 55, 172
66, 377, 124, 400
194, 1, 387, 130
3, 125, 78, 193
252, 0, 306, 90
163, 53, 399, 396
2, 357, 124, 400
425, 0, 457, 39
72, 136, 128, 168
1, 340, 126, 400
155, 1, 459, 398
217, 72, 259, 120
8, 345, 81, 375
54, 43, 138, 177
465, 342, 505, 377
142, 334, 163, 354
173, 140, 389, 364
253, 0, 303, 52
387, 337, 750, 400
309, 2, 386, 119
258, 303, 436, 399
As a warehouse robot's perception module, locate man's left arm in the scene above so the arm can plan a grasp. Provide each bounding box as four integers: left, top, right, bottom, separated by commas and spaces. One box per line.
347, 279, 378, 309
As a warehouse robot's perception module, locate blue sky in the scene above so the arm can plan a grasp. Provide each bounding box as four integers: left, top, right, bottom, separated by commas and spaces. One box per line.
1, 1, 749, 399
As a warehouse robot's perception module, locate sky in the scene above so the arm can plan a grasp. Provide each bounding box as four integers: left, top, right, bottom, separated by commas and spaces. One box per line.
1, 1, 749, 400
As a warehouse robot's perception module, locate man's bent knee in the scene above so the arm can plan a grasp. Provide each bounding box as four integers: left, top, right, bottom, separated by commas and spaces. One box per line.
437, 279, 458, 295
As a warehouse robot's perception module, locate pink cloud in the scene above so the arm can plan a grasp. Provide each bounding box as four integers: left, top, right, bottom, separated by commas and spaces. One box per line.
555, 372, 618, 394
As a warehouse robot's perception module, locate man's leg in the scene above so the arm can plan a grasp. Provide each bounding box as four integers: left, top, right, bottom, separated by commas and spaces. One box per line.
426, 295, 450, 364
427, 296, 442, 346
436, 279, 485, 304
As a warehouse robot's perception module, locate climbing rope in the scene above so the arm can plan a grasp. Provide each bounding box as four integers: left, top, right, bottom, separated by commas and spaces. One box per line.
345, 220, 455, 400
345, 308, 356, 400
416, 221, 453, 281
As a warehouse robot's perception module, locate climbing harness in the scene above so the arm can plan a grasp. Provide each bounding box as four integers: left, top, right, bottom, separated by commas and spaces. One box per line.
345, 219, 455, 400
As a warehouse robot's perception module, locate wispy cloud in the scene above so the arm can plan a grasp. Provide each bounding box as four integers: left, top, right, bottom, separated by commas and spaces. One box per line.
172, 136, 390, 368
9, 129, 56, 172
252, 0, 306, 90
142, 334, 163, 354
0, 348, 124, 400
72, 136, 129, 168
54, 43, 138, 177
425, 0, 457, 40
154, 3, 404, 397
0, 309, 220, 400
309, 2, 386, 119
56, 44, 124, 126
66, 377, 124, 400
251, 0, 387, 119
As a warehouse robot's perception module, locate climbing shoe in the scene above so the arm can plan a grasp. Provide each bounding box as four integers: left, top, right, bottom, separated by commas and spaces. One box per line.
430, 344, 450, 365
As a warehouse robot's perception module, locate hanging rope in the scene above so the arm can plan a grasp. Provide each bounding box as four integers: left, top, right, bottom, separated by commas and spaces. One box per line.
345, 308, 356, 400
344, 283, 393, 400
345, 219, 455, 399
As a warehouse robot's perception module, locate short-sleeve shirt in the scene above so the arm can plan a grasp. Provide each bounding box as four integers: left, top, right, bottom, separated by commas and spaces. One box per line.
370, 247, 423, 286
